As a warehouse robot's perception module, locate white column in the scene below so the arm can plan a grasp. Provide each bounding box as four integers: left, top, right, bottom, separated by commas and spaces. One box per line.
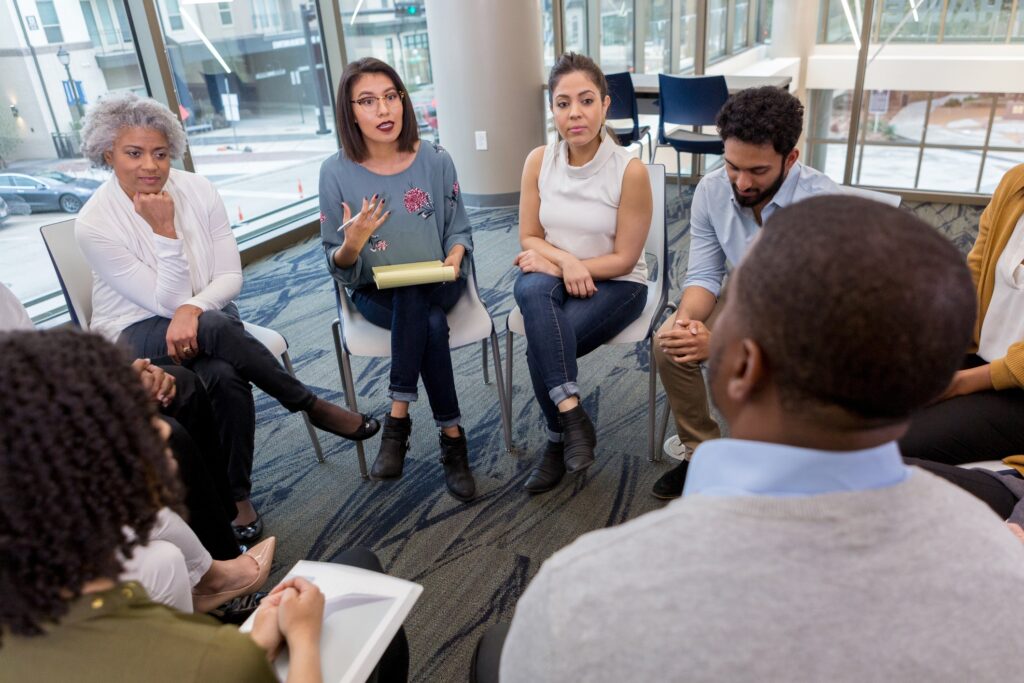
425, 0, 546, 206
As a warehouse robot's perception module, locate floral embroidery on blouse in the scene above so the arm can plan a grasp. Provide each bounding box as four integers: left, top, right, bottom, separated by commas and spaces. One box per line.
432, 142, 446, 154
319, 212, 327, 223
368, 234, 388, 252
447, 181, 460, 209
403, 187, 435, 219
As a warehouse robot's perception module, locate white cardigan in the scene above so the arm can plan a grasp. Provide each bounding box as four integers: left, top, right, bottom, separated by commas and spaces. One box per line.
75, 168, 243, 342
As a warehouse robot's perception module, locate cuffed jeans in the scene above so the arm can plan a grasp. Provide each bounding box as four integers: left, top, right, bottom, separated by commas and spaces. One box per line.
119, 303, 317, 501
513, 272, 646, 439
352, 279, 465, 428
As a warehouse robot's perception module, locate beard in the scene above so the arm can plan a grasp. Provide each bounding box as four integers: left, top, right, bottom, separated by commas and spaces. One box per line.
731, 160, 787, 208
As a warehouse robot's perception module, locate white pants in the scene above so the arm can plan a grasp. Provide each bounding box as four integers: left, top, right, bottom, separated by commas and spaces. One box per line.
120, 508, 213, 613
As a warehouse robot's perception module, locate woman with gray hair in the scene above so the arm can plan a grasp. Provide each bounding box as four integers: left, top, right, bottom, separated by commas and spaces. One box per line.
75, 94, 380, 543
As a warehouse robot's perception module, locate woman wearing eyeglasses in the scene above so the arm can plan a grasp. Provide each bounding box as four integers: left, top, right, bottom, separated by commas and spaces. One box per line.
319, 58, 476, 502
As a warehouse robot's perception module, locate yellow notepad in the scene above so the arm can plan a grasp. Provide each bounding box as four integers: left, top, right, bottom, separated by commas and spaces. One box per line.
372, 260, 457, 289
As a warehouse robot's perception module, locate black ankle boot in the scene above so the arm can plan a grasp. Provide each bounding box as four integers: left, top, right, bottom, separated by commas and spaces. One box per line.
559, 405, 596, 473
372, 415, 411, 480
523, 441, 566, 494
439, 427, 476, 502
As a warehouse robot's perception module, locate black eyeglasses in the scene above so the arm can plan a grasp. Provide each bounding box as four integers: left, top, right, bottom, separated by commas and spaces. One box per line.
351, 91, 404, 111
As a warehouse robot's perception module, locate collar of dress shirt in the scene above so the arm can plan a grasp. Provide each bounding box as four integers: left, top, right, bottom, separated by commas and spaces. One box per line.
682, 438, 908, 497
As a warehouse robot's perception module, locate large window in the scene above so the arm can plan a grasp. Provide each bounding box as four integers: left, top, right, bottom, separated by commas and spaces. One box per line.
600, 0, 635, 73
339, 0, 437, 142
806, 90, 1024, 193
0, 3, 144, 310
820, 0, 1024, 42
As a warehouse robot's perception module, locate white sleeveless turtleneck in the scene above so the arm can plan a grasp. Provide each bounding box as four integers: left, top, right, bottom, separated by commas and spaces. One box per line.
537, 132, 648, 285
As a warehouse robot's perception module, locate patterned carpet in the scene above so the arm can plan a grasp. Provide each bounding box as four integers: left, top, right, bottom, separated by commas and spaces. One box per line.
236, 186, 983, 682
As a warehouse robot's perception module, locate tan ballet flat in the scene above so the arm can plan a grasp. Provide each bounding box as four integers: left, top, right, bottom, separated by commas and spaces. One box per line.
193, 536, 276, 613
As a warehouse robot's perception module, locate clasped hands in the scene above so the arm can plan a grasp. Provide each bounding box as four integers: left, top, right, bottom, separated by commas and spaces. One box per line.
131, 358, 176, 408
514, 250, 597, 298
657, 314, 711, 364
249, 577, 325, 662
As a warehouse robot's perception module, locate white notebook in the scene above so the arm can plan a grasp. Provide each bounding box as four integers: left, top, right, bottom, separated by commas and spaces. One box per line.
240, 560, 422, 683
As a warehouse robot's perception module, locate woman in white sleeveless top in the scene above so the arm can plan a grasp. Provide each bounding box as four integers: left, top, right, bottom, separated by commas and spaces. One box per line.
514, 53, 652, 494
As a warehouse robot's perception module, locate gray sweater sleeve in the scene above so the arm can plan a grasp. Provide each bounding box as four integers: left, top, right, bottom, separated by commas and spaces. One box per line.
319, 154, 363, 287
440, 149, 473, 265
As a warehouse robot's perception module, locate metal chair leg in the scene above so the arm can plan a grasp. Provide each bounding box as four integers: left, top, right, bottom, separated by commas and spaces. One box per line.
282, 350, 325, 464
481, 339, 490, 384
657, 396, 671, 462
489, 331, 513, 453
505, 329, 514, 423
332, 319, 368, 479
648, 337, 660, 463
645, 131, 654, 163
676, 150, 682, 193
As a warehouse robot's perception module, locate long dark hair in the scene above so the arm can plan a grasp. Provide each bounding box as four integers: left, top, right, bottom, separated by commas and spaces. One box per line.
335, 58, 419, 163
0, 330, 180, 638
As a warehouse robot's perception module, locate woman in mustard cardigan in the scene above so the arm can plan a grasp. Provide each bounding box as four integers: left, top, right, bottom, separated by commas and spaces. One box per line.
900, 164, 1024, 464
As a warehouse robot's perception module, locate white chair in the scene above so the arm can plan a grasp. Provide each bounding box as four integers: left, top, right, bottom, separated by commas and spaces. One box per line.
504, 164, 670, 461
39, 218, 326, 463
330, 261, 512, 478
840, 185, 902, 207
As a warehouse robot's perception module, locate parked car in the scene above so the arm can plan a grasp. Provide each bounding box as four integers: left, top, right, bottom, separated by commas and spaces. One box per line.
0, 173, 96, 213
0, 197, 8, 226
36, 171, 103, 189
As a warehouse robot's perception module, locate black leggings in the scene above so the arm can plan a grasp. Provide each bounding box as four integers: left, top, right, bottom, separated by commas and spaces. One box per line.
899, 355, 1024, 466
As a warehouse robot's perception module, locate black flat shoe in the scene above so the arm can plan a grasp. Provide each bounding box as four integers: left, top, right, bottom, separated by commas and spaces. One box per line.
232, 513, 264, 544
524, 441, 566, 494
651, 460, 689, 500
308, 398, 381, 442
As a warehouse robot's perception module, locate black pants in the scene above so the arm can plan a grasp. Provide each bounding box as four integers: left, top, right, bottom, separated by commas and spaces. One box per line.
120, 303, 317, 501
899, 354, 1024, 466
471, 623, 510, 683
162, 366, 240, 560
331, 548, 410, 683
905, 457, 1021, 520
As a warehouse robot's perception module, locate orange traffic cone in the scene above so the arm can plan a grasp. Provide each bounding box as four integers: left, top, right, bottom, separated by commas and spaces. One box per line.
237, 206, 244, 222
297, 179, 304, 199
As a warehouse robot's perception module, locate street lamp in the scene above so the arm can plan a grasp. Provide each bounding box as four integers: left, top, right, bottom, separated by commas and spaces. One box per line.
56, 46, 84, 118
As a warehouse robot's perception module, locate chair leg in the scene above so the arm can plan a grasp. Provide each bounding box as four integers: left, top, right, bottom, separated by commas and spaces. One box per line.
645, 131, 654, 163
281, 350, 325, 464
481, 339, 490, 384
676, 150, 682, 193
505, 330, 514, 427
648, 337, 659, 463
332, 320, 369, 479
489, 331, 513, 453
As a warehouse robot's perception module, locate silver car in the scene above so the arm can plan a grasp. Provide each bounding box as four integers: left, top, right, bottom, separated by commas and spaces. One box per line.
0, 172, 96, 213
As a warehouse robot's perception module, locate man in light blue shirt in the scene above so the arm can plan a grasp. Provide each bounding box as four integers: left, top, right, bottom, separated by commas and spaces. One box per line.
652, 86, 839, 499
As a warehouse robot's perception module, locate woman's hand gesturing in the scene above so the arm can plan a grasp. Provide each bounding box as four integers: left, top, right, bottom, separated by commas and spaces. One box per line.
341, 196, 389, 248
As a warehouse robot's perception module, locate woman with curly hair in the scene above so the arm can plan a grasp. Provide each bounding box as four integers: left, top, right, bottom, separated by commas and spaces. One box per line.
75, 93, 380, 543
319, 58, 476, 501
0, 330, 325, 683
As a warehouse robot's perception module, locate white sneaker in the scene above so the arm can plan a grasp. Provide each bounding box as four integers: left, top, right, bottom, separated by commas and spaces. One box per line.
663, 435, 689, 461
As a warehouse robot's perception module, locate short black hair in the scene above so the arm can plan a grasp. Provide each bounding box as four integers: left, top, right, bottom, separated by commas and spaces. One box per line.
716, 86, 804, 155
0, 330, 180, 638
733, 196, 976, 421
335, 58, 419, 163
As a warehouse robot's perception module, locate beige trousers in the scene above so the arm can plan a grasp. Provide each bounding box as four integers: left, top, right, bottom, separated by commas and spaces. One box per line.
653, 298, 723, 455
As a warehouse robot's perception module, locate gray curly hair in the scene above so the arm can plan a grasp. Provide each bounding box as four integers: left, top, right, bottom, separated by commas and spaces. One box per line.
81, 93, 188, 168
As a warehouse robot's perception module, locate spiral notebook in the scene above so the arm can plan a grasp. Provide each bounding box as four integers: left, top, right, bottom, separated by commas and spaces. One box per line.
372, 260, 456, 289
240, 560, 422, 683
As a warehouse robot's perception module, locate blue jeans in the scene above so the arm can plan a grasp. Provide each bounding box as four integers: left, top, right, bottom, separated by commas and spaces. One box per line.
514, 272, 647, 439
351, 279, 466, 427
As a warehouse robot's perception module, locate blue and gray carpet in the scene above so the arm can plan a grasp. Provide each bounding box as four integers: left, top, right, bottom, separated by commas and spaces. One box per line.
237, 187, 983, 682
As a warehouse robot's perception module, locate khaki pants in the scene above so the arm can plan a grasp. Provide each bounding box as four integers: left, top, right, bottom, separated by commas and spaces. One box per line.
653, 298, 723, 454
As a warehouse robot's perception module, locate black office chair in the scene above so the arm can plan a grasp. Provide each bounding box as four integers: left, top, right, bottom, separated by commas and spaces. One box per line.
656, 74, 729, 185
606, 71, 652, 162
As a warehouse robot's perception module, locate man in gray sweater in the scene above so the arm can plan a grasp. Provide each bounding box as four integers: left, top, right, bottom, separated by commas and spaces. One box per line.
485, 196, 1024, 682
